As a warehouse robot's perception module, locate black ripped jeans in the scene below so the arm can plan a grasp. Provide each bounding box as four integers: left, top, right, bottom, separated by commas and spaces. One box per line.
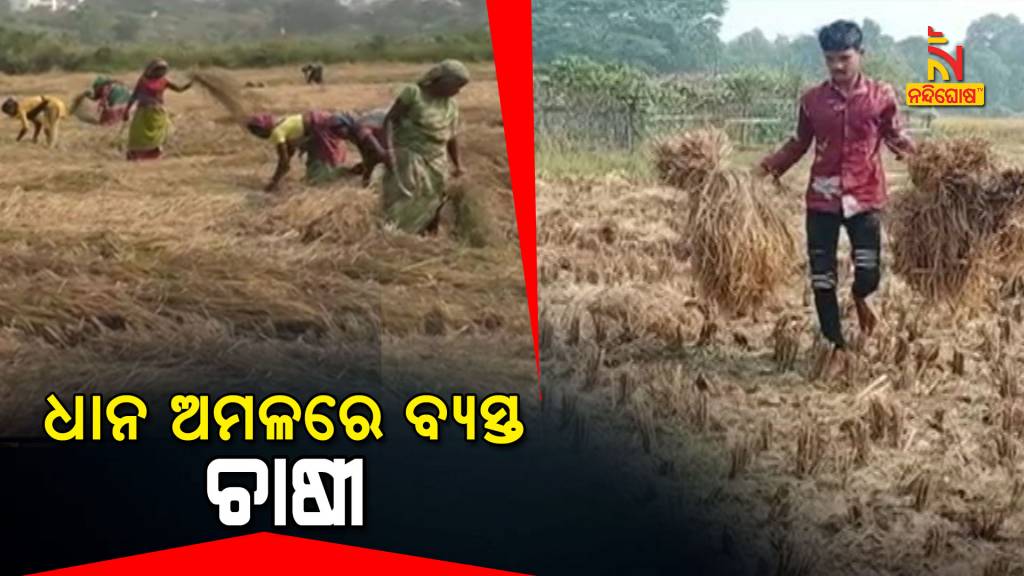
806, 209, 882, 349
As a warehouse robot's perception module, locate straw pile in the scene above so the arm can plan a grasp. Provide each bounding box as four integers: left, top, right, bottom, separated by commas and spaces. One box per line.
890, 139, 1024, 303
994, 212, 1024, 267
654, 127, 731, 192
69, 91, 100, 125
654, 128, 794, 314
190, 70, 252, 123
449, 182, 497, 248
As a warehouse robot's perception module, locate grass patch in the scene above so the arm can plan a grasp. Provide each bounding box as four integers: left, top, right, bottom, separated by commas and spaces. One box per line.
536, 136, 778, 184
933, 116, 1024, 143
536, 139, 657, 183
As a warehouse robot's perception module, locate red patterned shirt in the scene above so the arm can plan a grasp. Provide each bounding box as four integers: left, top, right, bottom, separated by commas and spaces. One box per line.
761, 74, 916, 216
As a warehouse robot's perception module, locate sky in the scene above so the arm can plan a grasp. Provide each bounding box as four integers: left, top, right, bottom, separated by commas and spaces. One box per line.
720, 0, 1024, 42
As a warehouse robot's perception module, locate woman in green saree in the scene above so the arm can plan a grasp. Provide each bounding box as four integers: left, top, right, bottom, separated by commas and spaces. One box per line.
381, 59, 469, 234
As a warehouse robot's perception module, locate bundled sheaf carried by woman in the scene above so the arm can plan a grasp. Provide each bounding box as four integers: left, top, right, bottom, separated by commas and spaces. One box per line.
123, 59, 194, 161
381, 59, 469, 234
247, 110, 387, 192
71, 76, 132, 126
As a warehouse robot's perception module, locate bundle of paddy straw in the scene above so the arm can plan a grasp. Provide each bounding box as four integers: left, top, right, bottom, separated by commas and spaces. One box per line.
654, 128, 794, 315
189, 70, 252, 124
890, 138, 1024, 303
69, 91, 98, 124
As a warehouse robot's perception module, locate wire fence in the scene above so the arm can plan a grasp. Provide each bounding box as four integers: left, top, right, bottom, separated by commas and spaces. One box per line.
535, 101, 934, 151
534, 88, 800, 150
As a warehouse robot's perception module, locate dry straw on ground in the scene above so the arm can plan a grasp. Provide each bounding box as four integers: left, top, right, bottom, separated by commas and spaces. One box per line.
0, 64, 528, 437
653, 128, 794, 315
540, 117, 1024, 573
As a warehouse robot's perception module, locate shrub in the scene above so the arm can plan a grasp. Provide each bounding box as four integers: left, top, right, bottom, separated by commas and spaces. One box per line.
0, 27, 492, 75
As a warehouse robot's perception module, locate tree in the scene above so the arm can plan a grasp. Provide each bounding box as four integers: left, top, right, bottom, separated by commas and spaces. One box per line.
271, 0, 350, 36
966, 15, 1024, 80
724, 28, 775, 70
967, 14, 1021, 52
221, 0, 271, 14
70, 4, 116, 45
111, 15, 142, 43
861, 18, 882, 49
533, 0, 727, 72
894, 37, 927, 81
789, 35, 824, 76
862, 50, 913, 88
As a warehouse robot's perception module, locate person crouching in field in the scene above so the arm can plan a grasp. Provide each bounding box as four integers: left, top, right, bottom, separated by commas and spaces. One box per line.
2, 95, 68, 148
123, 59, 193, 161
71, 76, 132, 126
381, 59, 468, 234
302, 63, 324, 85
754, 20, 916, 377
246, 111, 353, 192
333, 110, 389, 187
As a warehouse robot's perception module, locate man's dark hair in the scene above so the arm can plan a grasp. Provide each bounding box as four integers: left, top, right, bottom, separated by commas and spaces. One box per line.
818, 20, 863, 52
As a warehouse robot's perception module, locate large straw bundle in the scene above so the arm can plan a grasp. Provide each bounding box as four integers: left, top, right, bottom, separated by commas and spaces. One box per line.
190, 70, 251, 123
654, 127, 731, 191
449, 183, 497, 248
654, 128, 794, 314
891, 139, 1024, 303
993, 199, 1024, 264
69, 91, 99, 124
906, 137, 997, 190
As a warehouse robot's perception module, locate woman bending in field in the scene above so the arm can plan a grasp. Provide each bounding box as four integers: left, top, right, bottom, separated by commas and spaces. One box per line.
123, 59, 193, 160
71, 76, 132, 126
247, 111, 350, 192
2, 95, 68, 148
334, 110, 389, 187
381, 59, 468, 234
246, 110, 388, 192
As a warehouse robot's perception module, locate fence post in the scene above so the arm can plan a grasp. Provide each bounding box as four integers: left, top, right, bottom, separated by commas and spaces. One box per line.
626, 101, 636, 152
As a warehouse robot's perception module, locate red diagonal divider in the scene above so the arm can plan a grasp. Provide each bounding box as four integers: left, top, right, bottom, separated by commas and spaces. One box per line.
31, 533, 529, 575
487, 0, 540, 391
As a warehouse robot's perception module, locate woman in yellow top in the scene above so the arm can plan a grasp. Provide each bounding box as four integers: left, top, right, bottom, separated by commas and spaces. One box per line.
1, 95, 68, 148
246, 111, 349, 192
381, 59, 469, 234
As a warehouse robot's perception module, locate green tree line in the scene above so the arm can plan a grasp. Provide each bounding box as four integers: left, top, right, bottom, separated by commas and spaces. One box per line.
0, 0, 492, 74
535, 0, 1024, 115
10, 0, 489, 43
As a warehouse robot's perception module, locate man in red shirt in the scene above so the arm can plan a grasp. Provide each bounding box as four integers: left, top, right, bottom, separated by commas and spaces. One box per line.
756, 20, 916, 373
